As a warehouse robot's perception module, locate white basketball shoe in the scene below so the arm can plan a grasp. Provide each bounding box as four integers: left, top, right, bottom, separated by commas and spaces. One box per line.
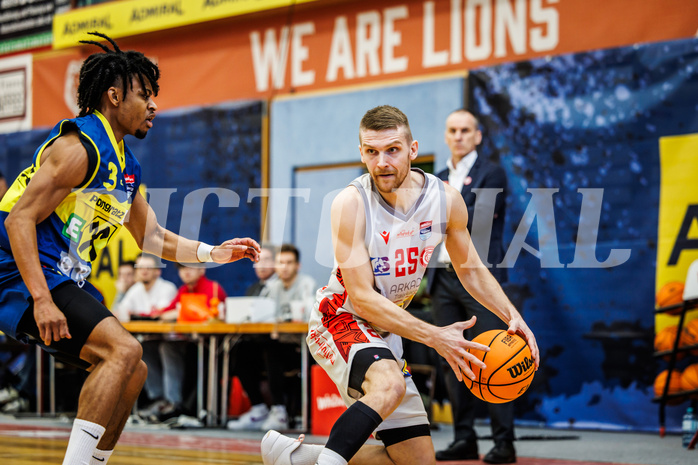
261, 405, 289, 431
226, 403, 269, 431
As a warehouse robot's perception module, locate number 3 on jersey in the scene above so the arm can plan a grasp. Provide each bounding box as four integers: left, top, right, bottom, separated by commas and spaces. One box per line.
103, 162, 118, 191
395, 247, 419, 277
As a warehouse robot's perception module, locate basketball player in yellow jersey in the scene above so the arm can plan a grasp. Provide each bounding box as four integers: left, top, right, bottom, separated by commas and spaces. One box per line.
0, 32, 260, 464
262, 106, 538, 465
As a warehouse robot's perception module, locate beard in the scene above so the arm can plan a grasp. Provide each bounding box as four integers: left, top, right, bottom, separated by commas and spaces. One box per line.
134, 129, 148, 139
373, 169, 409, 194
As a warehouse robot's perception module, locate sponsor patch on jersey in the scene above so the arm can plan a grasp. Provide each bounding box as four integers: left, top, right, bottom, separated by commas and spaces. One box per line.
379, 230, 390, 244
88, 194, 126, 220
420, 246, 434, 267
388, 278, 422, 298
396, 228, 415, 238
371, 256, 391, 276
124, 174, 135, 194
62, 213, 86, 243
419, 221, 432, 240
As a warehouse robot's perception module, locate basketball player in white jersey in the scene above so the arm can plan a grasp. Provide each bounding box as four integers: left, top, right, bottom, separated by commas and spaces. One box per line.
261, 105, 539, 465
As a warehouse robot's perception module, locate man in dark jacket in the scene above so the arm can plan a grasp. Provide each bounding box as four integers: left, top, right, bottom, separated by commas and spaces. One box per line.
427, 109, 515, 464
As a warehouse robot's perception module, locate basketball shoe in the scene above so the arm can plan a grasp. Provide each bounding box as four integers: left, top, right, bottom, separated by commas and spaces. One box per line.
0, 386, 19, 405
260, 430, 322, 465
261, 405, 289, 431
227, 403, 269, 431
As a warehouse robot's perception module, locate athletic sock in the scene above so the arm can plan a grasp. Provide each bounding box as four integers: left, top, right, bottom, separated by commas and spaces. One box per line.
63, 419, 106, 465
90, 448, 113, 464
316, 448, 347, 465
293, 442, 324, 464
323, 401, 382, 462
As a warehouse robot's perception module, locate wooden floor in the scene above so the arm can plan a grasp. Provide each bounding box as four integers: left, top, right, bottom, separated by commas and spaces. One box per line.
0, 423, 263, 464
0, 421, 658, 465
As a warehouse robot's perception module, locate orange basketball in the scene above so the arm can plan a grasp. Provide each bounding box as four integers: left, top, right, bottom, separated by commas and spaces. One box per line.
654, 325, 682, 360
464, 330, 535, 404
656, 281, 684, 314
682, 319, 698, 356
680, 364, 698, 393
654, 369, 683, 404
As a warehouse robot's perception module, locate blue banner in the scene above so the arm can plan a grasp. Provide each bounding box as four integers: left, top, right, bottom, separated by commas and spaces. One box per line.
469, 37, 698, 431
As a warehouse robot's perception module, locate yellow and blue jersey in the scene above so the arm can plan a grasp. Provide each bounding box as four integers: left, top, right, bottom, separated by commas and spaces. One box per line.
0, 111, 141, 338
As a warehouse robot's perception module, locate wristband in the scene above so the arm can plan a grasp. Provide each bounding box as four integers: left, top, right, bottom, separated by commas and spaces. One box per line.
196, 242, 214, 263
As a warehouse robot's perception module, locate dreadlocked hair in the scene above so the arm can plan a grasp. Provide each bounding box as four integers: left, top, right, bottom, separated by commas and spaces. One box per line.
76, 31, 160, 117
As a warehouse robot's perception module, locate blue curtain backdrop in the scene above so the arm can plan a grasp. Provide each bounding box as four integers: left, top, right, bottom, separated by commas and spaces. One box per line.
468, 37, 698, 431
0, 101, 263, 297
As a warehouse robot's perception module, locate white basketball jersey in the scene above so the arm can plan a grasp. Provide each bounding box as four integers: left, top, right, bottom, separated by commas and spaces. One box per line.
313, 169, 447, 325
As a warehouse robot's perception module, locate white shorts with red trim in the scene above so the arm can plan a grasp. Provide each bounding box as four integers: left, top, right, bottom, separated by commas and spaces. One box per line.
306, 308, 429, 431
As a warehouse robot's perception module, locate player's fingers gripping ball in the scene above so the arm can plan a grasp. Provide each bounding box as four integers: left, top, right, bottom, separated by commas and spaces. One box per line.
463, 329, 535, 403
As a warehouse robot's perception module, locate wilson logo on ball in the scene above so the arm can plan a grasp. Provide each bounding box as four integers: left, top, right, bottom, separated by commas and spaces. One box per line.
506, 357, 535, 379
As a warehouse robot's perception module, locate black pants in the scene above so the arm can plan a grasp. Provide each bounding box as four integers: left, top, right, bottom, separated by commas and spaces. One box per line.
230, 335, 301, 410
430, 268, 515, 444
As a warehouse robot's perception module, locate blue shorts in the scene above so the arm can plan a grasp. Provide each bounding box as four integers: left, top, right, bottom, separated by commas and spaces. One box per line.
0, 247, 102, 341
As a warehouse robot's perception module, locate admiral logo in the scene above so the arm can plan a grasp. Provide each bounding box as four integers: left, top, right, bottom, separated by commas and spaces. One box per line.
396, 229, 415, 238
420, 246, 434, 267
131, 2, 183, 23
507, 357, 534, 379
379, 230, 390, 244
419, 221, 432, 240
63, 16, 112, 35
204, 0, 239, 6
371, 256, 390, 276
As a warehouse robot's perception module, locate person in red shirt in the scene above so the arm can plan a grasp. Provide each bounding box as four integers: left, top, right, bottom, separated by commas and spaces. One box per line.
159, 264, 227, 321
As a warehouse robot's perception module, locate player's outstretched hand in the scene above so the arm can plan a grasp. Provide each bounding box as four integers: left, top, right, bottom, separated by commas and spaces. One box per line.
507, 316, 539, 369
431, 316, 490, 383
213, 238, 261, 263
33, 298, 71, 346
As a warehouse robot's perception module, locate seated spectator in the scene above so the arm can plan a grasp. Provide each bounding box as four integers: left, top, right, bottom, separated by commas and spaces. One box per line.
113, 254, 177, 322
158, 262, 227, 321
245, 245, 278, 297
227, 243, 316, 431
265, 243, 317, 322
112, 260, 136, 309
113, 254, 178, 421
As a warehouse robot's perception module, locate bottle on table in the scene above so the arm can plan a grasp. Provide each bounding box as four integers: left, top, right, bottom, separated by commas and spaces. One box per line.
682, 406, 698, 448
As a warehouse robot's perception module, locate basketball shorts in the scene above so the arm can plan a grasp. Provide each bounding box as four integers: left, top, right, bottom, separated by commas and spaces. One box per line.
307, 310, 429, 433
16, 281, 114, 371
0, 247, 103, 340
